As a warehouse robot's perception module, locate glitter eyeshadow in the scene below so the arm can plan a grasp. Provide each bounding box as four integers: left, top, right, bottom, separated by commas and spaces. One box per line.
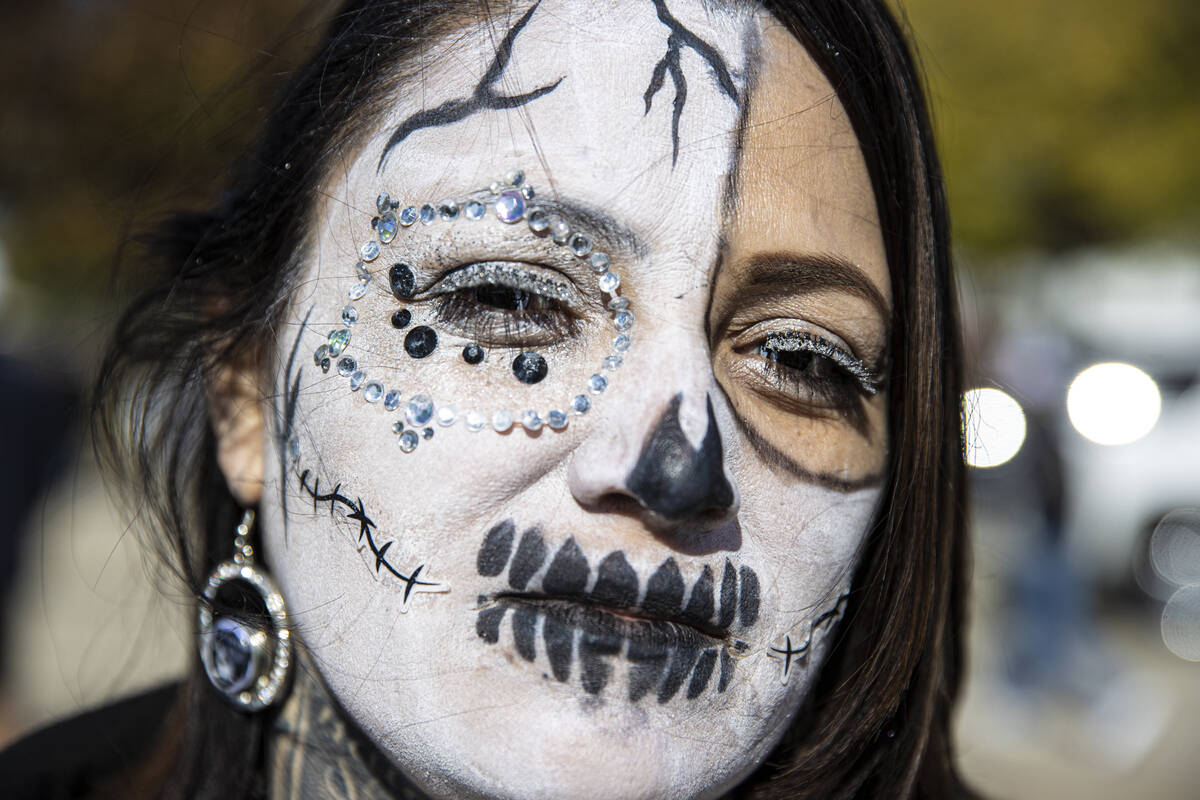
511, 352, 548, 385
391, 308, 412, 329
404, 326, 438, 359
389, 263, 416, 300
462, 344, 485, 364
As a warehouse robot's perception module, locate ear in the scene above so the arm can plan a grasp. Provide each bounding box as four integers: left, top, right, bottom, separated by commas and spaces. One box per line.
208, 362, 267, 506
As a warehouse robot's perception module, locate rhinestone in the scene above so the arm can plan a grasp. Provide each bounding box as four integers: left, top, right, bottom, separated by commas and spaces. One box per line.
521, 185, 535, 200
313, 344, 329, 366
466, 411, 486, 431
405, 394, 434, 426
571, 395, 591, 414
598, 272, 620, 293
355, 261, 371, 281
527, 207, 550, 233
360, 241, 381, 262
550, 219, 570, 244
438, 200, 459, 220
348, 281, 369, 300
399, 206, 419, 226
404, 326, 437, 358
320, 358, 330, 373
391, 308, 411, 329
363, 381, 384, 403
492, 410, 513, 432
489, 181, 503, 195
377, 211, 398, 243
336, 356, 357, 377
383, 390, 401, 411
465, 201, 485, 220
613, 310, 635, 331
505, 168, 524, 187
341, 305, 358, 325
376, 192, 391, 214
287, 436, 301, 461
437, 406, 457, 427
327, 329, 351, 356
494, 190, 526, 223
569, 234, 592, 257
399, 430, 419, 453
607, 296, 629, 311
349, 370, 366, 391
208, 618, 258, 693
419, 204, 436, 224
389, 263, 415, 299
512, 352, 548, 385
392, 421, 404, 434
613, 333, 632, 352
462, 344, 485, 364
423, 427, 434, 439
521, 410, 543, 431
603, 355, 623, 370
547, 409, 568, 430
589, 252, 610, 273
588, 373, 608, 393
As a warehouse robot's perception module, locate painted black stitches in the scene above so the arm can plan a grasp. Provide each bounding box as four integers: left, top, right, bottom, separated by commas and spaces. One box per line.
377, 2, 562, 172
508, 527, 547, 591
626, 394, 735, 522
296, 469, 440, 602
477, 520, 515, 577
643, 0, 740, 165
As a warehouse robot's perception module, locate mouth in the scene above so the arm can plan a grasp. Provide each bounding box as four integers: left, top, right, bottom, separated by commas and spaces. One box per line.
490, 593, 729, 648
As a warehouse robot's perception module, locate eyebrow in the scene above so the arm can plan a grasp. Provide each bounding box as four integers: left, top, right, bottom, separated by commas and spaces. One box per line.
732, 252, 890, 323
530, 196, 646, 258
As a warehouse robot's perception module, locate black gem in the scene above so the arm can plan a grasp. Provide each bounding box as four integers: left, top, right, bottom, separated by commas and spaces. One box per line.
389, 263, 416, 299
391, 308, 411, 329
371, 216, 379, 229
403, 326, 438, 359
320, 358, 330, 373
422, 427, 434, 439
512, 351, 548, 385
462, 343, 485, 364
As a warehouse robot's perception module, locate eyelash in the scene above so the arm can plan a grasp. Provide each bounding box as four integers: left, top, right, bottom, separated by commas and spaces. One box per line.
756, 332, 880, 409
429, 262, 581, 345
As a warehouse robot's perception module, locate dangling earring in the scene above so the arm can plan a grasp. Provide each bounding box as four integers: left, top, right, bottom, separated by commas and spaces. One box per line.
198, 509, 292, 711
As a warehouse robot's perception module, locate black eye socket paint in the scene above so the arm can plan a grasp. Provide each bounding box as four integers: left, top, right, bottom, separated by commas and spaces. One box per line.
625, 393, 735, 522
473, 523, 760, 703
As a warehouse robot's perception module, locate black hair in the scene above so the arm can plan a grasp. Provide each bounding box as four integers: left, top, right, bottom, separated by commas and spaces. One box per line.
93, 1, 972, 797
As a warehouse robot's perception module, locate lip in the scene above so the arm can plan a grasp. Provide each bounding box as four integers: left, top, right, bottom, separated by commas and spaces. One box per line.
492, 593, 728, 647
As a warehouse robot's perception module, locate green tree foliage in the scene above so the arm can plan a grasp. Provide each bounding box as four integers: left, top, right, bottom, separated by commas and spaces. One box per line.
900, 0, 1200, 253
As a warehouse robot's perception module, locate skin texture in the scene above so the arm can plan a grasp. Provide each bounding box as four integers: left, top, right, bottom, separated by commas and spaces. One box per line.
216, 2, 891, 798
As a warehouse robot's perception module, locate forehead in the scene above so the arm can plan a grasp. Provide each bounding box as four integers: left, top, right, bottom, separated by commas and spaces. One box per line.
327, 0, 886, 300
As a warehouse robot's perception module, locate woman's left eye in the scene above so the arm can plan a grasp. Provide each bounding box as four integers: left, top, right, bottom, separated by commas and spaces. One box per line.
426, 262, 582, 346
749, 331, 880, 414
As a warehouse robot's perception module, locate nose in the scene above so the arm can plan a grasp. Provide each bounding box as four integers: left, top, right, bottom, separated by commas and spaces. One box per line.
568, 389, 739, 529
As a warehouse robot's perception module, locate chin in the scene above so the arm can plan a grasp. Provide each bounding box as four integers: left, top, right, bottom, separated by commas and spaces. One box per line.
352, 637, 802, 800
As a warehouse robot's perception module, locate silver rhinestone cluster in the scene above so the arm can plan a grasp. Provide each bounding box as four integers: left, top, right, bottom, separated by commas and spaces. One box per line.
314, 169, 633, 454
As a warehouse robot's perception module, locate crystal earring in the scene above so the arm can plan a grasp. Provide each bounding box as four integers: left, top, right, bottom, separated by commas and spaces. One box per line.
198, 510, 292, 711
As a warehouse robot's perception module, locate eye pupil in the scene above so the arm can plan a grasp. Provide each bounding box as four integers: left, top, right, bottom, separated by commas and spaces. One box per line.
765, 348, 817, 374
473, 285, 533, 311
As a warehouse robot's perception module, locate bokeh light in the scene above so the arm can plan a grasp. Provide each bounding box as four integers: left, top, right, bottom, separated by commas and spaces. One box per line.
1066, 362, 1161, 445
962, 387, 1027, 468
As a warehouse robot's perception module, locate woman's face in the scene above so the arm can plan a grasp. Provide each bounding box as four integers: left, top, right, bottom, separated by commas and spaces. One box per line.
248, 2, 890, 797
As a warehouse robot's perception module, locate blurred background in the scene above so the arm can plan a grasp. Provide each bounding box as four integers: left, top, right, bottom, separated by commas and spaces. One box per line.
0, 1, 1197, 797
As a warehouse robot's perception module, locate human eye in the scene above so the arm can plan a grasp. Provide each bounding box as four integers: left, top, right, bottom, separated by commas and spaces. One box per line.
423, 261, 585, 347
734, 327, 881, 417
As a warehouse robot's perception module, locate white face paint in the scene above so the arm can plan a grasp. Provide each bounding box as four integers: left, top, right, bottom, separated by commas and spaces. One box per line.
255, 1, 891, 798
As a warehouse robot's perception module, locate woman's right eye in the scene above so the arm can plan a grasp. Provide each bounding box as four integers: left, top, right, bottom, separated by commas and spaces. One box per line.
425, 262, 583, 347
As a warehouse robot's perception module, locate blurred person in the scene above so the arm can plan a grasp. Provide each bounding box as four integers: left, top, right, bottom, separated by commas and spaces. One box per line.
1, 0, 974, 797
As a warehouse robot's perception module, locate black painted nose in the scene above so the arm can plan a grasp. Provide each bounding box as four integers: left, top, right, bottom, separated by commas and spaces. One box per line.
625, 394, 736, 522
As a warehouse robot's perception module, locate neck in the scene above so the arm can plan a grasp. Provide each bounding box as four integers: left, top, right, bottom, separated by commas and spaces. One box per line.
267, 652, 428, 800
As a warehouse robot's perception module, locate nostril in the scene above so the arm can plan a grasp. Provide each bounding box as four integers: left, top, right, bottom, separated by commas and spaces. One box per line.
625, 393, 736, 523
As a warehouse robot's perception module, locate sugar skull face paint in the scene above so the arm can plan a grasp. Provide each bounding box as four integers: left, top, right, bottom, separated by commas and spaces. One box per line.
249, 1, 892, 797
